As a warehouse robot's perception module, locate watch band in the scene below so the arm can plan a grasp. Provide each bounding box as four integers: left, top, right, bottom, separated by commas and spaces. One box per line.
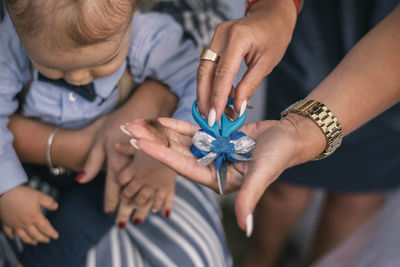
281, 99, 343, 160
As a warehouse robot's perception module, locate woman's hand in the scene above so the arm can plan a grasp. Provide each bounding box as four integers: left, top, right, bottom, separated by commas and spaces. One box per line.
125, 115, 325, 235
197, 0, 297, 124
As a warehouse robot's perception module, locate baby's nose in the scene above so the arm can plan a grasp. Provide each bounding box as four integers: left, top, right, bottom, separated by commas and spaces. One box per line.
64, 70, 93, 86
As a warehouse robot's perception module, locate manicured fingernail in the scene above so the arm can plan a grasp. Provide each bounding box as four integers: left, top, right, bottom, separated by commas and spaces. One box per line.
246, 213, 254, 237
117, 222, 126, 229
75, 172, 86, 182
120, 123, 133, 137
239, 100, 247, 117
130, 138, 140, 150
164, 210, 170, 219
208, 108, 216, 127
133, 218, 142, 225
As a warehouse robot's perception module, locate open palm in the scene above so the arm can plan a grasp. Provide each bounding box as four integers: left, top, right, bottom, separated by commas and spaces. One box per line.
125, 117, 304, 232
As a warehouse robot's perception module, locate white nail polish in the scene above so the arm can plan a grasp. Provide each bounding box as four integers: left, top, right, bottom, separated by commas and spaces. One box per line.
120, 123, 133, 137
246, 213, 254, 237
130, 138, 140, 150
208, 108, 216, 127
239, 100, 247, 117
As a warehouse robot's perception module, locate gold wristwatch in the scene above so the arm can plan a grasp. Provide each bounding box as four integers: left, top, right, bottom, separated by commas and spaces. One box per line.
281, 99, 343, 160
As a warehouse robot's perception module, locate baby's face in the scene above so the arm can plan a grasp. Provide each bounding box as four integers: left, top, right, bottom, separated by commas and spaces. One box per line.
24, 23, 132, 86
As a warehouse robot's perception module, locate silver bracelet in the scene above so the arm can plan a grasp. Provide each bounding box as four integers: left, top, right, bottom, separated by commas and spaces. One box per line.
46, 127, 67, 175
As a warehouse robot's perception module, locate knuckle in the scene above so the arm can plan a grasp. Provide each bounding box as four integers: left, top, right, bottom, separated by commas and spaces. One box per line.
118, 173, 131, 186
134, 193, 151, 206
197, 62, 211, 80
133, 197, 145, 206
214, 65, 233, 82
239, 82, 258, 97
214, 22, 227, 34
228, 23, 247, 39
122, 186, 135, 198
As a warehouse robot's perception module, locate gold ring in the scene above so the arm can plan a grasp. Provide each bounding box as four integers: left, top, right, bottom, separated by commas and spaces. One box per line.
199, 48, 220, 63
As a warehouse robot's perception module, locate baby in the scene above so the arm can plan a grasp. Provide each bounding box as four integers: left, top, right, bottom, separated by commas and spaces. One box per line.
0, 0, 197, 264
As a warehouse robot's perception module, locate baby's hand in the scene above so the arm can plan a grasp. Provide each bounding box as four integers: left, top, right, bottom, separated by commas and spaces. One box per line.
115, 119, 177, 226
0, 185, 59, 245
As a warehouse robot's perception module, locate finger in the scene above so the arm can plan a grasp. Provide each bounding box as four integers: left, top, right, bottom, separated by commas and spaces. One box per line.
121, 179, 141, 199
131, 201, 153, 225
77, 142, 105, 183
233, 62, 268, 113
125, 120, 168, 146
117, 163, 135, 187
124, 123, 155, 141
197, 25, 228, 116
38, 193, 58, 211
152, 190, 167, 213
36, 217, 59, 240
229, 85, 236, 98
115, 142, 137, 157
16, 229, 37, 245
196, 60, 218, 115
3, 225, 14, 239
131, 187, 154, 207
136, 139, 216, 187
115, 197, 136, 229
211, 32, 248, 122
162, 190, 175, 219
234, 159, 279, 236
104, 167, 122, 214
27, 225, 50, 243
157, 118, 199, 136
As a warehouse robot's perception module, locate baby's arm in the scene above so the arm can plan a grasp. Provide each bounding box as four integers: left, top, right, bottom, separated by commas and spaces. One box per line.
0, 9, 59, 245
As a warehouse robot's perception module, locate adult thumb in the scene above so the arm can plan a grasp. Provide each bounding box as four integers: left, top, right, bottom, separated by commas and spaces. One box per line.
234, 159, 279, 237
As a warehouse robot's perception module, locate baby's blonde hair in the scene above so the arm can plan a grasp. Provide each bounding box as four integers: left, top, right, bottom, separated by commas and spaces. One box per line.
6, 0, 141, 47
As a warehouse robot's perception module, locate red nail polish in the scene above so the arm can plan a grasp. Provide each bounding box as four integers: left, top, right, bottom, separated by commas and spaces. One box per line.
164, 210, 170, 219
0, 194, 3, 198
117, 222, 126, 229
75, 172, 86, 182
133, 218, 142, 225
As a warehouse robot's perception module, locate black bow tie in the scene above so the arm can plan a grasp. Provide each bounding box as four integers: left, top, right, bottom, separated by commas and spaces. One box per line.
38, 72, 97, 102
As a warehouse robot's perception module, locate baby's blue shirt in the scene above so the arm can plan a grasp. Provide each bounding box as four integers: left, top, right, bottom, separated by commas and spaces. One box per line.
0, 10, 198, 194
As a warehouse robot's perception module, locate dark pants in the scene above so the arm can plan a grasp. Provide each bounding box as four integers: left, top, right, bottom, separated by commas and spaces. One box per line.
19, 165, 114, 267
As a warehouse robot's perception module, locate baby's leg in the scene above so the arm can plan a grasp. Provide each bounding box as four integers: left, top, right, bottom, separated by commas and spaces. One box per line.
20, 173, 114, 267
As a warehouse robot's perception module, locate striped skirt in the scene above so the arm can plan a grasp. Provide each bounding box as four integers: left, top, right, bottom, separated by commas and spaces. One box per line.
85, 176, 232, 267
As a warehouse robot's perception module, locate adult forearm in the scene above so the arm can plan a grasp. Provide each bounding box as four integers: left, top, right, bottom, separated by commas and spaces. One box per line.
288, 5, 400, 164
8, 80, 177, 170
115, 79, 178, 124
307, 5, 400, 136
